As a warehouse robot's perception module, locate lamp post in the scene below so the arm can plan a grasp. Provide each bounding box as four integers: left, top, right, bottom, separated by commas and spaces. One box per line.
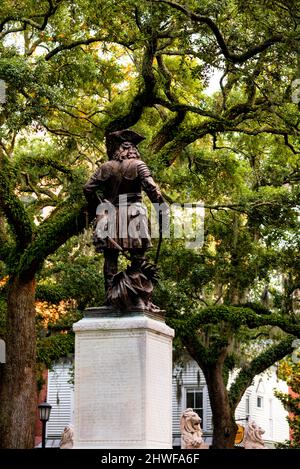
38, 401, 52, 448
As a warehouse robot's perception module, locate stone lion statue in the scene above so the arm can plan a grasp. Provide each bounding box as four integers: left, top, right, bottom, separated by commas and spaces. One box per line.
244, 419, 267, 449
180, 408, 204, 449
59, 424, 74, 449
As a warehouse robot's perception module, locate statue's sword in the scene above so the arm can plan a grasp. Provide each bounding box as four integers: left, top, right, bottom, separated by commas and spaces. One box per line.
95, 194, 131, 260
154, 209, 163, 266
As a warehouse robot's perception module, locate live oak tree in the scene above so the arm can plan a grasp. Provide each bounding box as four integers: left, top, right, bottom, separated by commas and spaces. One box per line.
0, 0, 300, 448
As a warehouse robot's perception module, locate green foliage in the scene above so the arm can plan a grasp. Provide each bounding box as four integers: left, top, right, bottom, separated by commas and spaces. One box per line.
36, 284, 65, 304
36, 333, 75, 370
38, 235, 105, 309
275, 359, 300, 449
1, 0, 300, 448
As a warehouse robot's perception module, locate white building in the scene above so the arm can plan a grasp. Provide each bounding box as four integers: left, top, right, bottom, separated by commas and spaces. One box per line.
46, 362, 74, 441
46, 358, 289, 448
172, 359, 289, 448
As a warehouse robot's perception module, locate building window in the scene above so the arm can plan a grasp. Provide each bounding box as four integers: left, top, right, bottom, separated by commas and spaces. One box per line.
257, 396, 263, 408
269, 399, 273, 439
186, 389, 203, 421
246, 395, 250, 420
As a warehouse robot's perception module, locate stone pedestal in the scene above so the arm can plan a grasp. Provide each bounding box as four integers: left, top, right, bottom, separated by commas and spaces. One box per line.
73, 308, 174, 449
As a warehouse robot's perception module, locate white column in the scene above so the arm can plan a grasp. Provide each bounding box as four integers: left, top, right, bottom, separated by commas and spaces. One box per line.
73, 314, 174, 448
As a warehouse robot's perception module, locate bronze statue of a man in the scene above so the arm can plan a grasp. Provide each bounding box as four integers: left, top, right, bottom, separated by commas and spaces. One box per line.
83, 129, 167, 311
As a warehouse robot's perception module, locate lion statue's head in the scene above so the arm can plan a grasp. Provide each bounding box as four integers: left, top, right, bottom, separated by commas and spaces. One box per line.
180, 408, 203, 449
59, 424, 74, 449
244, 419, 267, 449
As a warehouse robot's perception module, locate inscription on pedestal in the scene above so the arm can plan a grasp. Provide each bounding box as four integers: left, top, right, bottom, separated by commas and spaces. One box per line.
73, 315, 174, 448
76, 334, 144, 442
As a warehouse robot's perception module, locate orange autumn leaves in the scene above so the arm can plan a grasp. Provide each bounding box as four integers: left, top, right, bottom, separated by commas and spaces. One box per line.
35, 299, 76, 329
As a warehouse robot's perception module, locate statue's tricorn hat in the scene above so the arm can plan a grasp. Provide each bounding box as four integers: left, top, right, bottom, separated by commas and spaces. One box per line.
107, 129, 145, 146
106, 129, 145, 158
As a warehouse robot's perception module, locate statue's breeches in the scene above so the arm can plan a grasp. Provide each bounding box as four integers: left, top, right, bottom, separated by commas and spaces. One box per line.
93, 202, 152, 251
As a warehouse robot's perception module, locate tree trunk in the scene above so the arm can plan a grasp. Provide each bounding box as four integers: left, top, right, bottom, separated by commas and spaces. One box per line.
204, 364, 237, 448
0, 275, 37, 448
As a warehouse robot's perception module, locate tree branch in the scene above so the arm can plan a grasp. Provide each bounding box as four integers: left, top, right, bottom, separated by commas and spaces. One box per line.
169, 305, 300, 338
17, 198, 90, 278
155, 0, 284, 64
25, 38, 44, 56
45, 36, 133, 61
232, 127, 299, 137
229, 335, 295, 409
156, 49, 199, 56
156, 93, 273, 162
154, 97, 222, 120
179, 330, 210, 369
41, 123, 84, 138
105, 35, 158, 134
283, 134, 300, 154
156, 54, 173, 101
0, 154, 33, 250
47, 104, 101, 128
212, 133, 250, 158
0, 24, 27, 40
155, 88, 263, 155
19, 153, 75, 179
155, 118, 231, 165
0, 213, 15, 262
149, 109, 186, 152
149, 56, 188, 151
0, 0, 61, 39
20, 173, 59, 203
156, 111, 295, 165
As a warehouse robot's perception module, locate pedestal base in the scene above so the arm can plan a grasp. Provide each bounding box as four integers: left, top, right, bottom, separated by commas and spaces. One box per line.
73, 308, 174, 448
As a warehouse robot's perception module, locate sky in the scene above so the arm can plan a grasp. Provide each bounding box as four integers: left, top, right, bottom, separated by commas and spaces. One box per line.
205, 69, 224, 95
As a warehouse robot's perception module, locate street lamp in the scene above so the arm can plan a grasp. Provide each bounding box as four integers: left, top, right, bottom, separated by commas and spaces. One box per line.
38, 401, 52, 449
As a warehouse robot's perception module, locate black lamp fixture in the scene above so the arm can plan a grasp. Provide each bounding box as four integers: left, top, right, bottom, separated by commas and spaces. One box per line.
38, 400, 52, 449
